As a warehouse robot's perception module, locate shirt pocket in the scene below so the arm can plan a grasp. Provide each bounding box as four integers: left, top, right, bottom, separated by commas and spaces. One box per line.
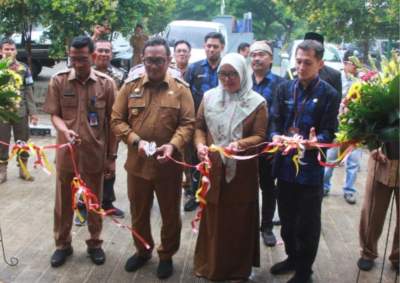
94, 99, 106, 128
60, 96, 78, 120
159, 98, 180, 130
128, 98, 146, 125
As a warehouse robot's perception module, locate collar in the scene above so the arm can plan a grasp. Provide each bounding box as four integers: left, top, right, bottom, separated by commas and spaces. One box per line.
68, 68, 98, 83
201, 58, 220, 70
297, 75, 320, 92
142, 73, 170, 87
252, 70, 272, 85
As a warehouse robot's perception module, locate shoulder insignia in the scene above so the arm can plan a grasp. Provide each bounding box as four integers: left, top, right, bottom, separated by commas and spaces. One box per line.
174, 76, 189, 88
53, 68, 71, 77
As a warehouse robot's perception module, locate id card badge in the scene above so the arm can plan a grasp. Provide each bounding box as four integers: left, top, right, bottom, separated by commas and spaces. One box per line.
88, 112, 99, 127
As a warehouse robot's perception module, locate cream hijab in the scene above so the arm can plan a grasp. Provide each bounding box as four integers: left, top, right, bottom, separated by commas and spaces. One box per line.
203, 53, 264, 183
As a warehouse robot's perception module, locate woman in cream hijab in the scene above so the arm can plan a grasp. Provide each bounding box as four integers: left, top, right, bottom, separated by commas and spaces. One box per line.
193, 53, 267, 281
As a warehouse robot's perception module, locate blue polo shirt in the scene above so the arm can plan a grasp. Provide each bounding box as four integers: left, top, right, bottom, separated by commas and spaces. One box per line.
184, 59, 219, 112
252, 71, 285, 139
269, 77, 340, 185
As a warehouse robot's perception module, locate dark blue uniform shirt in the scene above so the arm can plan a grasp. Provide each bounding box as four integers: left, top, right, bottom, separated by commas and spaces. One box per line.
270, 77, 340, 185
252, 71, 285, 139
184, 59, 219, 112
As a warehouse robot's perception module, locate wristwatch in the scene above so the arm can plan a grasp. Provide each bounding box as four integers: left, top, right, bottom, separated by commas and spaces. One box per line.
132, 137, 141, 147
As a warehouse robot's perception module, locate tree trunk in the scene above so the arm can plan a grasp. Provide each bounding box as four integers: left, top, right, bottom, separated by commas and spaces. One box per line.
362, 39, 369, 64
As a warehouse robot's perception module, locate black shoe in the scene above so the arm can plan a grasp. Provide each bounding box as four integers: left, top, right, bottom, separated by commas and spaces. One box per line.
50, 247, 73, 267
87, 247, 106, 265
104, 204, 125, 218
357, 257, 374, 271
262, 230, 277, 247
287, 273, 312, 283
125, 254, 151, 272
157, 259, 173, 279
270, 258, 295, 275
184, 198, 198, 212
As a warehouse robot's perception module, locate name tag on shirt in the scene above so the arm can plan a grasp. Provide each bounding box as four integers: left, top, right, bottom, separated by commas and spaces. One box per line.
63, 90, 75, 97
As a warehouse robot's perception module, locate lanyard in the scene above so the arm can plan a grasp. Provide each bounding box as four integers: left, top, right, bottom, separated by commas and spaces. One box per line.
292, 78, 320, 128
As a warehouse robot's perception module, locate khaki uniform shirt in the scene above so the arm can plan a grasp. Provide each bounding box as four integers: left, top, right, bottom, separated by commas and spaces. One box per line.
43, 68, 117, 173
111, 74, 195, 180
10, 61, 37, 117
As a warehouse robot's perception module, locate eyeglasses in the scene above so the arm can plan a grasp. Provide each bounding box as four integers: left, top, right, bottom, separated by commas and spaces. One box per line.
217, 71, 239, 79
96, 48, 111, 54
175, 48, 189, 54
69, 56, 90, 63
143, 57, 167, 66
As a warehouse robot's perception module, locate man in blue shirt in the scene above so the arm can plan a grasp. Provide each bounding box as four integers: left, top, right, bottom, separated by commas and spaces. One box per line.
269, 40, 340, 283
250, 41, 285, 247
183, 32, 225, 211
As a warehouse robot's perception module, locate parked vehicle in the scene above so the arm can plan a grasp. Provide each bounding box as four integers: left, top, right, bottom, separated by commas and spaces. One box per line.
280, 39, 343, 77
162, 20, 229, 64
2, 27, 56, 79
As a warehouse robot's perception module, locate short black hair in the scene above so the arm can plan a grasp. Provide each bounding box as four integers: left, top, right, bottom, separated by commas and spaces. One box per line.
142, 36, 171, 57
70, 36, 94, 53
174, 40, 191, 51
204, 32, 225, 45
135, 23, 144, 29
237, 42, 250, 53
296, 40, 324, 60
304, 32, 324, 45
0, 38, 16, 49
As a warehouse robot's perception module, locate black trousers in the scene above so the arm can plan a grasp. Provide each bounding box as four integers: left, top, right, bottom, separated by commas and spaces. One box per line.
102, 176, 116, 207
277, 179, 323, 276
258, 156, 276, 231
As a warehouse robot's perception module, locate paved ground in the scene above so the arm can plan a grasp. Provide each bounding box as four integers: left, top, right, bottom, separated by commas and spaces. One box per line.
0, 65, 398, 283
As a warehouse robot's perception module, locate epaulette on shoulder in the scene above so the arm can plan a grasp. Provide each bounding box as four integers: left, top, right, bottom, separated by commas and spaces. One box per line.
174, 76, 189, 88
124, 73, 143, 84
53, 68, 71, 78
94, 69, 110, 79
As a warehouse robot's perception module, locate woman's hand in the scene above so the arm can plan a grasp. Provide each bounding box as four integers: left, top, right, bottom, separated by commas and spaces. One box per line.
226, 141, 240, 153
196, 143, 209, 161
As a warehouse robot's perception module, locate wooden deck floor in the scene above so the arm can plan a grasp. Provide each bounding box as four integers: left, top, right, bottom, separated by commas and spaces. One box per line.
0, 133, 398, 283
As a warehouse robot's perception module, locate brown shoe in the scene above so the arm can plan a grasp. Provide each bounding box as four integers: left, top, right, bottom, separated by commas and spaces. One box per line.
0, 163, 7, 184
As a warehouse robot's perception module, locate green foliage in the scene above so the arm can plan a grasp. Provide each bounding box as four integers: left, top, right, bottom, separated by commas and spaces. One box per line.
0, 59, 23, 123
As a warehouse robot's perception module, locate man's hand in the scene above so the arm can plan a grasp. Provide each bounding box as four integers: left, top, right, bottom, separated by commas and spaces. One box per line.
272, 135, 286, 150
104, 159, 116, 180
371, 148, 388, 164
197, 143, 209, 161
30, 115, 38, 125
304, 127, 318, 150
226, 141, 240, 153
156, 144, 174, 163
137, 140, 148, 157
63, 129, 79, 144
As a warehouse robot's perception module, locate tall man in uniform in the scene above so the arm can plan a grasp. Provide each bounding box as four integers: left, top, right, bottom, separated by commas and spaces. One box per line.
270, 40, 340, 283
249, 41, 285, 247
43, 36, 117, 267
130, 23, 149, 66
0, 38, 38, 183
286, 32, 342, 95
74, 40, 126, 226
183, 31, 225, 211
111, 37, 195, 279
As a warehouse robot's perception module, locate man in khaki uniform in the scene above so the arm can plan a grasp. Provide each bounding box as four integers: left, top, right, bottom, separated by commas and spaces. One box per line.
130, 23, 149, 66
111, 37, 195, 279
74, 39, 126, 226
0, 38, 38, 183
43, 36, 117, 267
358, 143, 399, 272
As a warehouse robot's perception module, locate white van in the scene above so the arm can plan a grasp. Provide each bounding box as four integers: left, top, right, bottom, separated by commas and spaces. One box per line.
163, 20, 228, 64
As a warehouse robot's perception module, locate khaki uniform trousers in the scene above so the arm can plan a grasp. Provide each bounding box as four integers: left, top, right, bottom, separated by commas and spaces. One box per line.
54, 170, 104, 249
127, 171, 182, 260
0, 116, 30, 161
359, 167, 399, 265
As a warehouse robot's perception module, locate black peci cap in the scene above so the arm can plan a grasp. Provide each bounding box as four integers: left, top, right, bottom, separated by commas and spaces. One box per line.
304, 32, 324, 45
